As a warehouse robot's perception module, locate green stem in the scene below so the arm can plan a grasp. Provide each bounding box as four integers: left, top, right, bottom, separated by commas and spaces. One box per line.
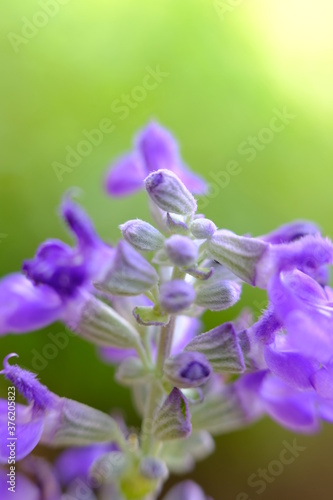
141, 315, 176, 454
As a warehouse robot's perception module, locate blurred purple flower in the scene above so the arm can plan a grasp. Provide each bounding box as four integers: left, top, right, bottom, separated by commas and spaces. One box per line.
104, 122, 207, 197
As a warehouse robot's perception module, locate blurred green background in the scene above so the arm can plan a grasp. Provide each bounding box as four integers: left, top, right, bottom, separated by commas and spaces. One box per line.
1, 0, 333, 498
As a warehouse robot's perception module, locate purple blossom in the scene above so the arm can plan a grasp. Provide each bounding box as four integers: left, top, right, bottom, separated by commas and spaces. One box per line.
104, 121, 207, 197
0, 354, 123, 463
0, 468, 40, 500
268, 269, 333, 363
55, 443, 118, 487
260, 220, 320, 244
0, 274, 63, 335
235, 370, 333, 434
0, 195, 113, 336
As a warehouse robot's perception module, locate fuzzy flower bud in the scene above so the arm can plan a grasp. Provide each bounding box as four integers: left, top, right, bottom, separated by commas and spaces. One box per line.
145, 169, 197, 215
190, 218, 216, 239
159, 280, 196, 313
184, 323, 245, 373
195, 280, 242, 311
207, 230, 268, 285
74, 295, 141, 349
152, 388, 192, 441
139, 457, 169, 480
164, 235, 198, 267
120, 219, 165, 252
164, 351, 211, 388
95, 241, 159, 296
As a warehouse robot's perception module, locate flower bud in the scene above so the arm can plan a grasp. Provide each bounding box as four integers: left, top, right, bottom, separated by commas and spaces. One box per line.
74, 295, 141, 349
195, 280, 241, 311
120, 219, 164, 252
184, 323, 245, 373
164, 351, 211, 388
95, 241, 159, 296
164, 235, 198, 267
162, 481, 208, 500
42, 398, 123, 447
159, 280, 196, 313
145, 169, 197, 215
152, 388, 192, 441
190, 218, 216, 239
207, 230, 268, 285
139, 457, 169, 481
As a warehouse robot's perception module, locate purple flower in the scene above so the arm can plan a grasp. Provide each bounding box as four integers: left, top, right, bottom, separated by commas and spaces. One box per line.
268, 269, 333, 363
55, 443, 118, 487
24, 194, 113, 296
104, 121, 207, 197
0, 195, 113, 336
20, 456, 62, 500
260, 220, 320, 244
0, 467, 40, 500
23, 240, 87, 298
0, 273, 63, 335
0, 354, 123, 463
235, 370, 333, 434
256, 234, 333, 288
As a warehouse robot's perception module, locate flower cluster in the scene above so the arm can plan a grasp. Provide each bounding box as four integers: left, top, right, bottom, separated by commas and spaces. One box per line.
1, 121, 333, 499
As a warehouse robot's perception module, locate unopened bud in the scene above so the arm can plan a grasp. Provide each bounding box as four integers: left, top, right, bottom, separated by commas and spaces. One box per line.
139, 457, 169, 480
152, 388, 192, 441
159, 280, 195, 313
120, 219, 164, 252
74, 295, 141, 349
95, 241, 159, 296
190, 218, 216, 239
165, 235, 198, 267
145, 169, 197, 215
207, 230, 268, 285
195, 280, 241, 311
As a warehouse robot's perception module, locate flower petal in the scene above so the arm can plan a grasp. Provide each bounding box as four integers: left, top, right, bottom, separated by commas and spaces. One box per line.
0, 274, 63, 335
260, 376, 319, 433
0, 400, 44, 463
105, 153, 147, 197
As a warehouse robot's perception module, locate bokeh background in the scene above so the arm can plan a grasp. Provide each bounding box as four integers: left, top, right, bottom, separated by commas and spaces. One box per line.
1, 1, 333, 498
